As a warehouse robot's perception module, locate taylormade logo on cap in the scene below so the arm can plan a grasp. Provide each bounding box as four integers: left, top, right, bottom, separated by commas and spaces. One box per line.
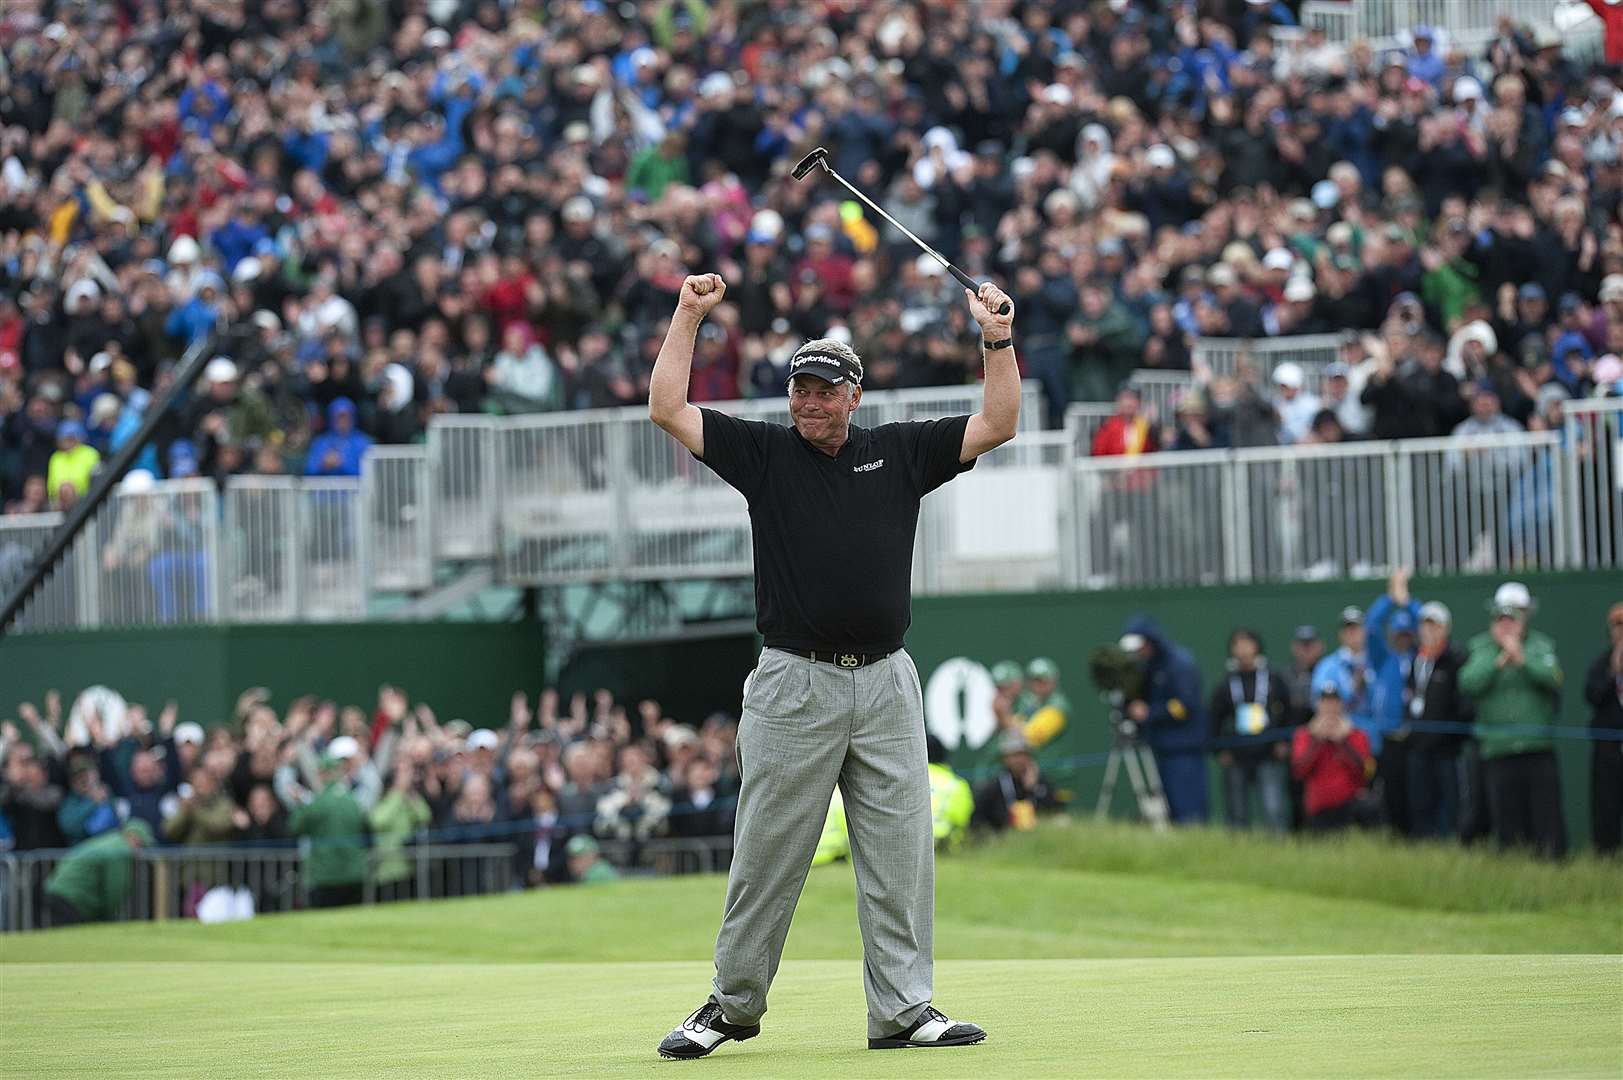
787, 351, 862, 385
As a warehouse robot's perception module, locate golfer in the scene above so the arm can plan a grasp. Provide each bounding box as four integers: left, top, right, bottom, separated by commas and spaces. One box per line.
650, 272, 1018, 1058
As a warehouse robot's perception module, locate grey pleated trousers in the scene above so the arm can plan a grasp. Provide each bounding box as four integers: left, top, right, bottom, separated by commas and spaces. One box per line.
709, 647, 934, 1039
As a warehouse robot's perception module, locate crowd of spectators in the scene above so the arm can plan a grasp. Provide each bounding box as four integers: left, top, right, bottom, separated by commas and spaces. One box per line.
973, 576, 1621, 861
7, 2, 1623, 517
0, 679, 743, 918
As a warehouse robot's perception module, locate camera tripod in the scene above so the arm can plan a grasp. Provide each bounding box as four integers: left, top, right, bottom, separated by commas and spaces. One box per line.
1095, 701, 1170, 831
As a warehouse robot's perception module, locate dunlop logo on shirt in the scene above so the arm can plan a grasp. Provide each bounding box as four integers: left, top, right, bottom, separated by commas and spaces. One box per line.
852, 459, 885, 473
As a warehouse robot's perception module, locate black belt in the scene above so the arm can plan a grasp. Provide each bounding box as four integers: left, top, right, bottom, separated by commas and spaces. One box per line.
778, 646, 896, 669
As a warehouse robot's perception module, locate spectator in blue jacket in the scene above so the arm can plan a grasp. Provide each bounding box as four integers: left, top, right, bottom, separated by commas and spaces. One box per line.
304, 398, 373, 477
1312, 605, 1375, 749
1366, 569, 1423, 833
1121, 615, 1209, 824
163, 272, 224, 347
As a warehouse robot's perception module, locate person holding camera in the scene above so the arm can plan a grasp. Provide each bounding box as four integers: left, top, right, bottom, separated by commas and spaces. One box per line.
1120, 615, 1209, 824
1291, 683, 1379, 831
1208, 629, 1292, 833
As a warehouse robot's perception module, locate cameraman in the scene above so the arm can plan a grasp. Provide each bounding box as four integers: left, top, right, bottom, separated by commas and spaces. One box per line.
1208, 629, 1291, 833
1121, 616, 1209, 824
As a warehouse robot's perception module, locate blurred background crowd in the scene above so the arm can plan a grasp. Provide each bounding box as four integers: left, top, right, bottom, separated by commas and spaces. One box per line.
6, 0, 1623, 515
2, 572, 1616, 924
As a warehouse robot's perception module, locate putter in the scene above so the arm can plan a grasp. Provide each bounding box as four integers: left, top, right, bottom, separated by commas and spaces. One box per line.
792, 146, 1011, 315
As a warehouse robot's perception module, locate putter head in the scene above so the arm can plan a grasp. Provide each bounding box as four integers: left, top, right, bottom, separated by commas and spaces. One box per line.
791, 147, 830, 181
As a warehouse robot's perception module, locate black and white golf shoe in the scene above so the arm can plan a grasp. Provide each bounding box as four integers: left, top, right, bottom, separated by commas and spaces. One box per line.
657, 1002, 761, 1060
868, 1005, 987, 1049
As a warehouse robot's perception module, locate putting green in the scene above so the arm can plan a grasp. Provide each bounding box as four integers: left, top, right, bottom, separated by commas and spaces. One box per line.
5, 822, 1620, 1077
4, 956, 1618, 1078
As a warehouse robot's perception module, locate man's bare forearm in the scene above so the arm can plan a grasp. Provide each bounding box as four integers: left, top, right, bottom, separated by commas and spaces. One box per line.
649, 309, 703, 425
979, 340, 1021, 440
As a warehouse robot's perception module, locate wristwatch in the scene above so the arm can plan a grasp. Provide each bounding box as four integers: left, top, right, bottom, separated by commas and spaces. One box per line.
983, 337, 1014, 351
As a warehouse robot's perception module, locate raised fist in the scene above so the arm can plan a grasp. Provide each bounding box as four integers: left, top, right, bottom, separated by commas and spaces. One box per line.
677, 273, 727, 317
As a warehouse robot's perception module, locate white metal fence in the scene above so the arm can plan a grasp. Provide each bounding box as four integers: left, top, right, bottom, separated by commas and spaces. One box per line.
1191, 335, 1347, 386
5, 390, 1618, 633
1298, 0, 1602, 54
1565, 399, 1623, 571
363, 447, 433, 592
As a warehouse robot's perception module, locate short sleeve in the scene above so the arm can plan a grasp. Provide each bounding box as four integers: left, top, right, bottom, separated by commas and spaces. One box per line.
901, 415, 976, 496
696, 408, 771, 500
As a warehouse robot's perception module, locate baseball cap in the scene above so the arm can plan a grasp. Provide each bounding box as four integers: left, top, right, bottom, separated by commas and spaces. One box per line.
467, 728, 501, 751
1283, 279, 1315, 303
1601, 274, 1623, 303
1419, 601, 1452, 627
1145, 144, 1177, 169
1262, 248, 1295, 272
1339, 606, 1364, 626
1317, 681, 1343, 698
990, 661, 1024, 685
1118, 633, 1147, 653
1324, 361, 1351, 379
786, 345, 863, 387
1274, 361, 1305, 389
1519, 282, 1548, 303
204, 357, 238, 383
1389, 611, 1417, 635
1559, 292, 1584, 314
326, 735, 360, 760
565, 834, 600, 858
1026, 657, 1060, 680
1292, 624, 1320, 643
56, 419, 87, 441
1489, 581, 1535, 617
174, 721, 205, 745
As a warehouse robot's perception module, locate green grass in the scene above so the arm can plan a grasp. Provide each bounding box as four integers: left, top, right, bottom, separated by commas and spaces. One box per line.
4, 821, 1621, 1078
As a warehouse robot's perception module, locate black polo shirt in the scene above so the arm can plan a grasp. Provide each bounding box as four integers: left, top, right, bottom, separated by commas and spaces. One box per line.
697, 408, 975, 653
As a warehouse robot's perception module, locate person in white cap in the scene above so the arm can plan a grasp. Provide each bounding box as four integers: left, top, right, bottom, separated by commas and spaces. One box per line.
1272, 361, 1322, 444
1458, 582, 1568, 858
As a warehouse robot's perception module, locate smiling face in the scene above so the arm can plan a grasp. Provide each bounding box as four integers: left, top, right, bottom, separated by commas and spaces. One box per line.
788, 374, 860, 450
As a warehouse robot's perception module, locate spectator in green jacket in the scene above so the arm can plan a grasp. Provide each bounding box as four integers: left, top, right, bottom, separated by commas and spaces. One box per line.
57, 754, 121, 843
367, 760, 431, 903
1458, 582, 1567, 859
627, 130, 690, 201
288, 755, 368, 908
565, 833, 620, 884
1067, 282, 1147, 403
44, 819, 153, 926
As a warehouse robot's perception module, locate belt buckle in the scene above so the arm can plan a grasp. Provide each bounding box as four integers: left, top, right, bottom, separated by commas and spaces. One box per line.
837, 652, 860, 668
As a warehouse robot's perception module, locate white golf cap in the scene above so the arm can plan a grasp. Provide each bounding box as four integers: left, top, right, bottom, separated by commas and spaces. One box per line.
326, 735, 361, 760
1284, 279, 1316, 303
251, 310, 282, 331
1490, 581, 1534, 614
168, 235, 201, 264
1119, 632, 1147, 652
1601, 274, 1623, 303
1042, 84, 1074, 106
1419, 601, 1452, 626
204, 357, 239, 383
1273, 361, 1305, 388
174, 722, 205, 745
1145, 144, 1176, 169
65, 279, 101, 308
120, 468, 157, 494
915, 254, 944, 277
1262, 248, 1295, 272
232, 256, 262, 283
1452, 77, 1483, 103
561, 196, 595, 222
467, 728, 501, 751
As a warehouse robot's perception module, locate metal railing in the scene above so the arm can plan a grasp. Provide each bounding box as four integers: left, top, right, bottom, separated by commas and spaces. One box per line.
4, 387, 1617, 632
1191, 335, 1346, 386
1563, 399, 1623, 571
0, 837, 735, 931
428, 416, 499, 561
363, 446, 433, 592
1298, 0, 1602, 54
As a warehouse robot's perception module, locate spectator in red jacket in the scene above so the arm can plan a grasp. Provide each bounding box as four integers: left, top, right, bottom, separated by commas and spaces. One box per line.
1291, 681, 1380, 831
1091, 385, 1161, 458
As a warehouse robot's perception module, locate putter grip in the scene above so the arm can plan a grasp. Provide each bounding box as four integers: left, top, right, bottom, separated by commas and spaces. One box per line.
947, 265, 1012, 315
